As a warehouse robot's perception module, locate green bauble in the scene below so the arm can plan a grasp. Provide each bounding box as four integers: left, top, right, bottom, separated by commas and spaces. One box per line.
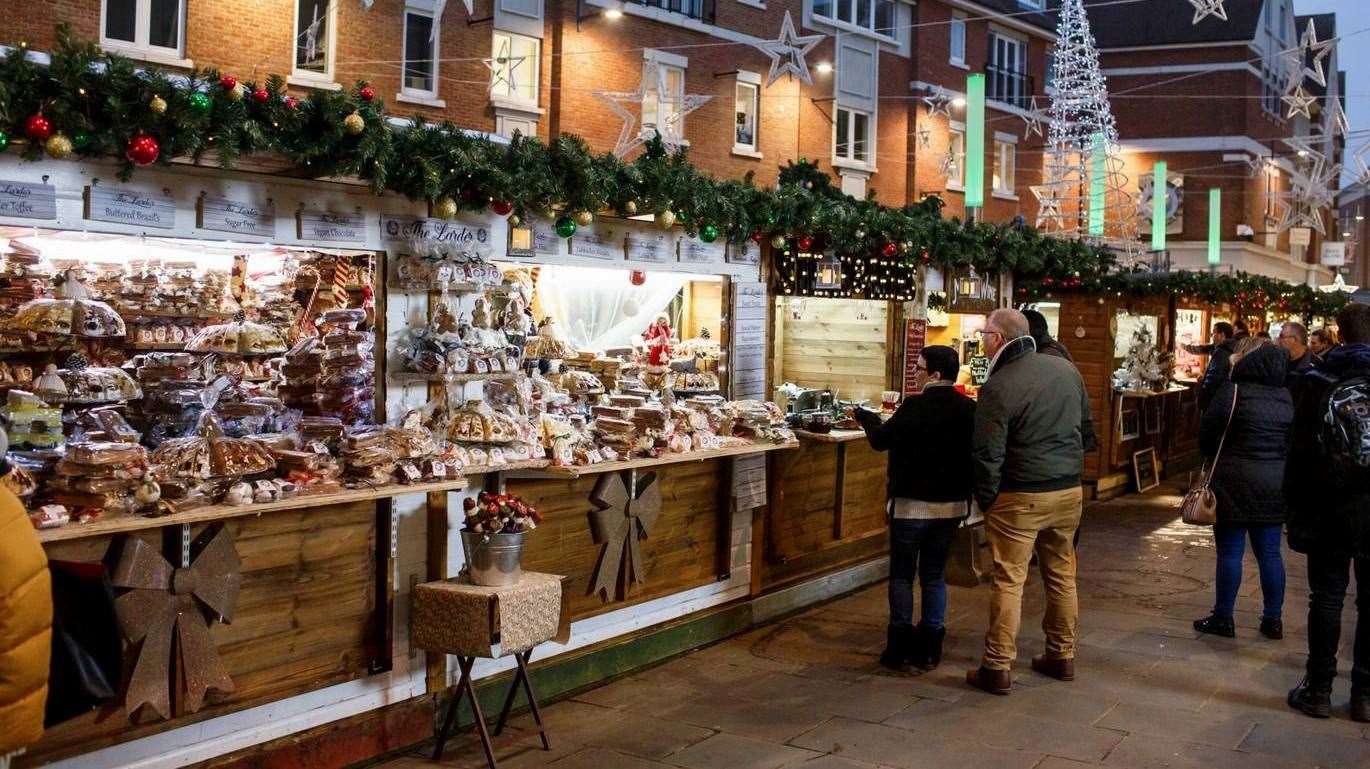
71, 131, 91, 150
0, 130, 8, 153
554, 216, 577, 238
699, 224, 719, 243
675, 209, 689, 224
187, 91, 212, 116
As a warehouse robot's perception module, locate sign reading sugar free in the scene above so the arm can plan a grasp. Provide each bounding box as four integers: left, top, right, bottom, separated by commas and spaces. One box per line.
198, 195, 276, 238
85, 186, 175, 229
297, 208, 365, 243
0, 180, 57, 220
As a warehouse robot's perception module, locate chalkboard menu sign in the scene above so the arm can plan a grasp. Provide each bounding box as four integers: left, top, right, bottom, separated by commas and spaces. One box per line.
0, 180, 57, 220
970, 355, 990, 385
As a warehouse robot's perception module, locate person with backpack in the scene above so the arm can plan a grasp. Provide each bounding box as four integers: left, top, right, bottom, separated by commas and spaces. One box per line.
1285, 302, 1370, 722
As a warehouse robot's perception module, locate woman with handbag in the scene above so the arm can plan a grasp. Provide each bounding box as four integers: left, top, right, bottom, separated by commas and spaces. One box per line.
1192, 339, 1294, 640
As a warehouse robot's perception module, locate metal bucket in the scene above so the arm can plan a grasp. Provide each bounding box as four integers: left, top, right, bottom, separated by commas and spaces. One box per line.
460, 530, 525, 586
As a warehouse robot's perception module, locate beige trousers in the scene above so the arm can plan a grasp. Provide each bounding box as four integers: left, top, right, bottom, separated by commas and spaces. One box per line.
981, 487, 1083, 671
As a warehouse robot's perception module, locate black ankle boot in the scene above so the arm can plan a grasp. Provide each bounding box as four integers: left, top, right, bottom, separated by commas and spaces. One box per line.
912, 624, 946, 670
1259, 617, 1283, 640
1288, 676, 1332, 719
1193, 614, 1236, 638
1352, 688, 1369, 723
880, 625, 913, 670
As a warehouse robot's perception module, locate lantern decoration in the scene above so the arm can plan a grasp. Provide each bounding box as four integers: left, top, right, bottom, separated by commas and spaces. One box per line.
187, 91, 212, 116
343, 112, 365, 135
815, 253, 843, 290
125, 134, 160, 166
44, 133, 73, 159
149, 95, 168, 115
554, 216, 577, 238
956, 268, 983, 301
490, 200, 514, 217
629, 270, 647, 286
24, 114, 53, 142
699, 224, 719, 243
654, 209, 676, 230
359, 84, 376, 101
573, 209, 594, 227
432, 196, 458, 220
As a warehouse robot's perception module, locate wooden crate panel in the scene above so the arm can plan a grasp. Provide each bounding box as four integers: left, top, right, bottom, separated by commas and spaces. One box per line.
840, 443, 887, 538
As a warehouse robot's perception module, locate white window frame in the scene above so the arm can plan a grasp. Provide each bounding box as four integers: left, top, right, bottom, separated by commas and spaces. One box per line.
1017, 0, 1045, 9
732, 70, 762, 159
992, 133, 1018, 199
397, 4, 444, 107
833, 106, 872, 167
100, 0, 190, 66
811, 0, 897, 42
642, 49, 689, 145
949, 12, 967, 69
947, 122, 966, 190
290, 0, 339, 89
987, 29, 1028, 107
490, 31, 541, 110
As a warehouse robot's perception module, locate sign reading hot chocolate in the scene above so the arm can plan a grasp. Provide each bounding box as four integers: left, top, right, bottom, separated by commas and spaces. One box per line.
85, 186, 175, 229
0, 180, 57, 220
297, 208, 365, 243
198, 195, 276, 238
380, 215, 492, 256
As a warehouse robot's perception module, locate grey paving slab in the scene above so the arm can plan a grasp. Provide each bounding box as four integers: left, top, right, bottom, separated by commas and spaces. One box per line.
546, 747, 679, 769
664, 733, 821, 769
1237, 722, 1370, 769
1102, 733, 1318, 769
789, 716, 1042, 769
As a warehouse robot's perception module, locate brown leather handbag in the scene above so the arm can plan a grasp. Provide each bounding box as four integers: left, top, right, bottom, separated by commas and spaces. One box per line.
1181, 384, 1238, 526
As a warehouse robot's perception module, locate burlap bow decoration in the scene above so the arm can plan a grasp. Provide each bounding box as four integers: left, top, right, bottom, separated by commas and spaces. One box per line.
588, 470, 661, 601
112, 525, 241, 720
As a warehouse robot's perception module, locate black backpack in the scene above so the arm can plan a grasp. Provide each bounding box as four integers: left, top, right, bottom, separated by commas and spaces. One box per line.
1322, 375, 1370, 473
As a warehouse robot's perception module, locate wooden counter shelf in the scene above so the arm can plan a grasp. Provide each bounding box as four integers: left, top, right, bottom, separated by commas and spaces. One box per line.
793, 428, 867, 444
390, 371, 518, 384
35, 476, 471, 543
508, 440, 799, 480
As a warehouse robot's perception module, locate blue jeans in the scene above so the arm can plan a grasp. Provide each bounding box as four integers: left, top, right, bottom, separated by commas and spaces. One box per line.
889, 517, 959, 629
1213, 523, 1285, 620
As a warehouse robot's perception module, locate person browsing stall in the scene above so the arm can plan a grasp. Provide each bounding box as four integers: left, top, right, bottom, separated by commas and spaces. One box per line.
855, 345, 975, 672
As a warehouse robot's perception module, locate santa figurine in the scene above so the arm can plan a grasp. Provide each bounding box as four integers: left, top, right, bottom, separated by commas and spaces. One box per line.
643, 313, 673, 368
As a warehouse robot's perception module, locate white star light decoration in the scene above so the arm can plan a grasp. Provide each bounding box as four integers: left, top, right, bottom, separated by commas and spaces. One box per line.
592, 60, 713, 159
1020, 97, 1044, 139
1283, 84, 1317, 120
1188, 0, 1227, 25
916, 124, 933, 150
484, 36, 525, 95
923, 86, 954, 118
939, 151, 959, 179
752, 11, 825, 87
1324, 99, 1350, 138
1294, 18, 1335, 88
1030, 185, 1065, 228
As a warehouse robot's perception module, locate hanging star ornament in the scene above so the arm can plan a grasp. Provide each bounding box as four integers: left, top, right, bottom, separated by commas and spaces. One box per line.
939, 151, 959, 179
1283, 84, 1317, 120
1187, 0, 1227, 25
1020, 97, 1044, 139
753, 10, 825, 87
592, 60, 713, 159
923, 85, 954, 118
916, 124, 933, 150
1031, 184, 1065, 229
1324, 98, 1351, 139
483, 35, 525, 94
1296, 17, 1335, 88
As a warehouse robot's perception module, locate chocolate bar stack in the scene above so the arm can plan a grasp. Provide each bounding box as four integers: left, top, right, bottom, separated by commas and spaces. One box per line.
132, 352, 206, 445
278, 338, 326, 414
339, 426, 397, 485
49, 441, 149, 515
317, 309, 375, 426
590, 416, 637, 457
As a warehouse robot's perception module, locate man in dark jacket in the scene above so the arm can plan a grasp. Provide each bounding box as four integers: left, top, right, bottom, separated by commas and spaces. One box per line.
1023, 308, 1073, 362
966, 309, 1094, 695
1198, 322, 1238, 412
856, 345, 975, 672
1286, 303, 1370, 722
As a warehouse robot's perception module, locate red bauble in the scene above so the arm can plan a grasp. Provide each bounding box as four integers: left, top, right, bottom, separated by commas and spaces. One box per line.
882, 242, 898, 258
125, 134, 160, 166
796, 235, 814, 251
24, 114, 52, 141
490, 200, 514, 216
629, 270, 647, 286
751, 231, 763, 243
284, 96, 299, 110
359, 85, 376, 101
1042, 277, 1055, 286
252, 87, 269, 103
220, 74, 237, 91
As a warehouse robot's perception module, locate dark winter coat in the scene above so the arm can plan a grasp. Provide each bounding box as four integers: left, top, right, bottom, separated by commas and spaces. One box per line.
1285, 343, 1370, 558
856, 384, 976, 504
972, 336, 1096, 511
1198, 337, 1238, 412
1199, 344, 1293, 526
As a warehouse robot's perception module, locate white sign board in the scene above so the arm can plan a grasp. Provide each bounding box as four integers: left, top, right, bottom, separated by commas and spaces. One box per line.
85, 185, 175, 229
0, 180, 57, 220
297, 209, 365, 243
1289, 227, 1312, 247
1320, 241, 1346, 266
198, 195, 276, 238
380, 215, 493, 257
626, 227, 675, 263
571, 221, 623, 260
679, 237, 726, 265
727, 240, 761, 265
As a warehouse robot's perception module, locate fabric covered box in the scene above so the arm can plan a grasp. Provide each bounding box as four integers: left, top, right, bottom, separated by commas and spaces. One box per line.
412, 572, 566, 658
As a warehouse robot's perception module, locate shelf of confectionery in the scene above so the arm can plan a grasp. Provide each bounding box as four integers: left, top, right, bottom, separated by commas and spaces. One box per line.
389, 370, 519, 384
508, 440, 799, 480
391, 281, 513, 296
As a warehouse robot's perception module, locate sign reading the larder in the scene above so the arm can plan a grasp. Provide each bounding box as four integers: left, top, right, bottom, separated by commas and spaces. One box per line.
297, 208, 365, 243
198, 195, 276, 238
0, 180, 57, 220
85, 185, 175, 229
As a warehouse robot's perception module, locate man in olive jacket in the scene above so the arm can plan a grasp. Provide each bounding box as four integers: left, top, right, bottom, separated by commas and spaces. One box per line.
966, 309, 1095, 696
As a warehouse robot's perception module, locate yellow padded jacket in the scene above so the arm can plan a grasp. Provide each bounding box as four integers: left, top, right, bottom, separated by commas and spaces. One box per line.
0, 486, 50, 755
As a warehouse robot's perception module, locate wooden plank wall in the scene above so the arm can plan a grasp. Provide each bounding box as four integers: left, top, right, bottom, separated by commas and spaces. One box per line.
774, 298, 889, 403
25, 501, 380, 767
509, 460, 727, 622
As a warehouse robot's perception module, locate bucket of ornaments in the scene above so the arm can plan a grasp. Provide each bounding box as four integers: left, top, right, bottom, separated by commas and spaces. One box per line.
459, 491, 541, 586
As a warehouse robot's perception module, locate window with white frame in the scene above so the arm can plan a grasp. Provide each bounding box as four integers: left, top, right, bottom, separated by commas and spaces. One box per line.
643, 63, 687, 142
102, 0, 184, 58
993, 139, 1016, 194
988, 31, 1029, 108
813, 0, 897, 39
491, 32, 539, 105
294, 0, 334, 79
1018, 0, 1045, 9
834, 107, 870, 164
734, 79, 759, 151
948, 126, 966, 187
403, 8, 437, 96
949, 13, 966, 66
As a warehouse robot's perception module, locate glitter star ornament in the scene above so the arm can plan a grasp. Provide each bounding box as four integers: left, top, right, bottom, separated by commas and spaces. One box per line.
752, 10, 825, 87
922, 86, 954, 118
591, 60, 713, 158
1187, 0, 1227, 25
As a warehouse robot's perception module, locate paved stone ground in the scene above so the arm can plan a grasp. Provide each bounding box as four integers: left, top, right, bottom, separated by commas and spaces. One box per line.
379, 482, 1370, 769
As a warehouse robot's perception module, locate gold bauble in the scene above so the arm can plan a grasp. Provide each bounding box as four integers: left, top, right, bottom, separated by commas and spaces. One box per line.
623, 200, 638, 216
226, 82, 246, 102
44, 133, 73, 159
343, 112, 366, 135
508, 214, 521, 227
432, 196, 458, 220
654, 209, 676, 229
149, 95, 168, 115
573, 209, 594, 227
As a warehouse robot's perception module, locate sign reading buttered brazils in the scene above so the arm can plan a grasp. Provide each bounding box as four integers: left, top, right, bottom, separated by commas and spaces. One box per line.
198, 194, 276, 238
85, 185, 175, 229
0, 180, 57, 220
380, 215, 493, 258
296, 208, 365, 243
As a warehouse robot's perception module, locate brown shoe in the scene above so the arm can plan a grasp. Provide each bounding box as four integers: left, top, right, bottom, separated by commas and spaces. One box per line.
965, 666, 1012, 695
1031, 655, 1075, 681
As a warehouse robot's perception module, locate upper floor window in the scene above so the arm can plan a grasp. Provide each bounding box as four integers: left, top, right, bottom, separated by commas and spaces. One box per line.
102, 0, 184, 58
834, 107, 870, 164
948, 126, 966, 188
403, 7, 438, 97
987, 31, 1031, 109
813, 0, 897, 39
734, 77, 760, 153
993, 139, 1016, 194
628, 0, 716, 23
294, 0, 335, 81
491, 32, 539, 105
643, 62, 687, 143
949, 13, 966, 66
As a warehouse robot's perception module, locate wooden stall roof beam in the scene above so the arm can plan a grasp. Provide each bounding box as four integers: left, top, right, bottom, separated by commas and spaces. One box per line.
507, 442, 799, 480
